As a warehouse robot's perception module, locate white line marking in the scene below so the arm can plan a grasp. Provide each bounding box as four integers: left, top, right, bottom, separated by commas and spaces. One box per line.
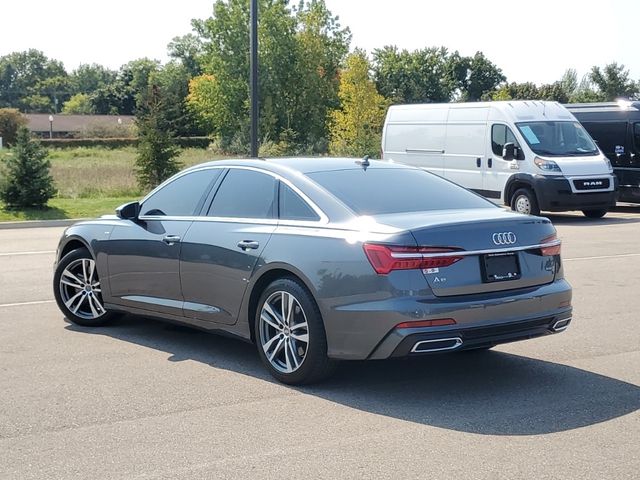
0, 300, 55, 308
565, 253, 640, 262
0, 250, 56, 257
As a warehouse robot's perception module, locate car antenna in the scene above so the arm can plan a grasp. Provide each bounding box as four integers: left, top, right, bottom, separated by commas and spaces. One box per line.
356, 155, 370, 170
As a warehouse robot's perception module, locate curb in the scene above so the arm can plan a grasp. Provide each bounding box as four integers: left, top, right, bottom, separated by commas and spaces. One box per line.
0, 218, 85, 230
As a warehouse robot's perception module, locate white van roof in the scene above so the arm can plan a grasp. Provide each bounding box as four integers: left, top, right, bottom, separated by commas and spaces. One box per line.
386, 100, 576, 124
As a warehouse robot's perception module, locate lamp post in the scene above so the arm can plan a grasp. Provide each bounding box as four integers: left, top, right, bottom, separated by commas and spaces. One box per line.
48, 115, 54, 139
249, 0, 258, 157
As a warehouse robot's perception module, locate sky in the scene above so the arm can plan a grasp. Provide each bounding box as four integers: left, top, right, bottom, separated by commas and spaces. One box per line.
0, 0, 638, 85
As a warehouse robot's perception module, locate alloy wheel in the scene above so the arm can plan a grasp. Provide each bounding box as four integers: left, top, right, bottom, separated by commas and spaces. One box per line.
259, 291, 309, 373
59, 258, 106, 320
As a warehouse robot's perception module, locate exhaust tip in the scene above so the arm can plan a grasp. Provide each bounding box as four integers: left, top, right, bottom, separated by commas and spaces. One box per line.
411, 337, 463, 353
551, 318, 572, 332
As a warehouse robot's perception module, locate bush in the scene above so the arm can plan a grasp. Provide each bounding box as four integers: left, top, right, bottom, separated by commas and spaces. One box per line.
39, 137, 210, 149
0, 108, 27, 147
0, 127, 56, 207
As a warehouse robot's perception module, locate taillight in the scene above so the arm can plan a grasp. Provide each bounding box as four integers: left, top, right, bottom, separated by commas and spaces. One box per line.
363, 243, 463, 275
395, 318, 457, 329
540, 233, 561, 256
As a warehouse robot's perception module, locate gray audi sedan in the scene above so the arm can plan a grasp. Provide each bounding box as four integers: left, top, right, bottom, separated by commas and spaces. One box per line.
53, 158, 572, 384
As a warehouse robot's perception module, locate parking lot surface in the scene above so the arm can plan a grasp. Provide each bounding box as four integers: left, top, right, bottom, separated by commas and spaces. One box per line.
1, 208, 639, 479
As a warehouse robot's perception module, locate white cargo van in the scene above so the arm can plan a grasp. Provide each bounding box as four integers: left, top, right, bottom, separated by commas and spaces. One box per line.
382, 101, 618, 218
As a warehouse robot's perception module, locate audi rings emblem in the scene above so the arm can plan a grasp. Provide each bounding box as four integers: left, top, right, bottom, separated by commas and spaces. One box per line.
492, 232, 517, 245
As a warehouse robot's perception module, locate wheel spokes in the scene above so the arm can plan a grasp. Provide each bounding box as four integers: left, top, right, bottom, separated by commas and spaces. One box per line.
259, 290, 309, 374
59, 257, 105, 320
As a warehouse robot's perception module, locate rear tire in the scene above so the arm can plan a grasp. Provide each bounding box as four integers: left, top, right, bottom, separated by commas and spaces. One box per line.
511, 188, 540, 216
582, 209, 607, 219
255, 278, 337, 385
53, 248, 115, 327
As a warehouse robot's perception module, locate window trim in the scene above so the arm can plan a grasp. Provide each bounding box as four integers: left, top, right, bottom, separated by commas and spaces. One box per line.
139, 165, 328, 225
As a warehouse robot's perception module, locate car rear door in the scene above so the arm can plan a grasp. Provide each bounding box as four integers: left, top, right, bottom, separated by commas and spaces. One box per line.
105, 168, 222, 316
179, 167, 278, 325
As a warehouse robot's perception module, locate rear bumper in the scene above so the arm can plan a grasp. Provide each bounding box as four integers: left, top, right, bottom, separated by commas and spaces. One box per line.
323, 278, 572, 360
381, 311, 572, 358
533, 175, 618, 212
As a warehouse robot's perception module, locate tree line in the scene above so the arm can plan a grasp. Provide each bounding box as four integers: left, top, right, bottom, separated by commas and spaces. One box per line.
1, 0, 639, 159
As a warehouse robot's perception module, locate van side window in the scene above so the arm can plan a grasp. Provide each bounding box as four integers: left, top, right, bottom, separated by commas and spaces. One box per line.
491, 124, 519, 157
634, 123, 640, 152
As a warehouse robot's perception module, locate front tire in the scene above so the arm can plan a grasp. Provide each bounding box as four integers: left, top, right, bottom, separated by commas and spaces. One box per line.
582, 209, 607, 219
255, 278, 336, 385
53, 248, 114, 327
511, 188, 540, 216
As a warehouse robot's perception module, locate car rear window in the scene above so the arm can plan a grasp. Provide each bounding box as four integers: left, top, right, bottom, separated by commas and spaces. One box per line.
307, 168, 493, 215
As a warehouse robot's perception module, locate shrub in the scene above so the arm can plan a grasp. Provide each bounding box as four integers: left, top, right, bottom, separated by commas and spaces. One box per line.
0, 108, 27, 147
0, 127, 56, 207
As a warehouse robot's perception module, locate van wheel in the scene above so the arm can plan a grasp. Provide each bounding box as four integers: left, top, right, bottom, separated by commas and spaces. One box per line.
511, 188, 540, 216
582, 209, 607, 219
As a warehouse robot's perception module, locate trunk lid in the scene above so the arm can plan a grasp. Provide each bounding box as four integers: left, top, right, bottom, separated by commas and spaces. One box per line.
372, 208, 559, 297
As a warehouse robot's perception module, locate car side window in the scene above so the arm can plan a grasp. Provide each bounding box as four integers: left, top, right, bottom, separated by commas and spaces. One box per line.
634, 123, 640, 152
208, 169, 277, 219
279, 183, 320, 221
492, 124, 520, 157
140, 169, 222, 216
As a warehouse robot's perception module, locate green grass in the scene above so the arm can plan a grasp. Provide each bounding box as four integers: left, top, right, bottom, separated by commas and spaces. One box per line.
0, 197, 136, 221
0, 146, 229, 221
47, 147, 223, 198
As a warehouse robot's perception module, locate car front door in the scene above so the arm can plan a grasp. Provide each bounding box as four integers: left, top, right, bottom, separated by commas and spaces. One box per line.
105, 168, 223, 316
179, 168, 278, 324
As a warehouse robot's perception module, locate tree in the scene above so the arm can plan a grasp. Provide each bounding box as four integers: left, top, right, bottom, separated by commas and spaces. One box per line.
372, 46, 456, 104
90, 58, 160, 115
487, 81, 568, 102
149, 62, 202, 136
0, 127, 55, 207
135, 84, 181, 189
290, 0, 351, 150
191, 0, 349, 152
0, 108, 27, 146
70, 63, 117, 94
168, 34, 203, 77
589, 62, 638, 101
456, 52, 505, 101
0, 50, 68, 112
329, 51, 388, 158
62, 93, 94, 114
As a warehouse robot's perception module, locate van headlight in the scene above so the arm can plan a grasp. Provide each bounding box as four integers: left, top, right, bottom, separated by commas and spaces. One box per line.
603, 157, 613, 173
534, 157, 562, 173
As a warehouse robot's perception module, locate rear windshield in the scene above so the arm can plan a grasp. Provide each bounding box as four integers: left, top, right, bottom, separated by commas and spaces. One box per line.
307, 168, 493, 215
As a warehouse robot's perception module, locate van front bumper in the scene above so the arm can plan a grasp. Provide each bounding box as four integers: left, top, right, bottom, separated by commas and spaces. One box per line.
533, 175, 618, 212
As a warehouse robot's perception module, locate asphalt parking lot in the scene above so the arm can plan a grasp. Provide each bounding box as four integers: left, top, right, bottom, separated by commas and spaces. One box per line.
1, 208, 639, 480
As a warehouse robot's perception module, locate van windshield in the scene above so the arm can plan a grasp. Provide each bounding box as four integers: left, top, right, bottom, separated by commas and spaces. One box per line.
516, 121, 598, 156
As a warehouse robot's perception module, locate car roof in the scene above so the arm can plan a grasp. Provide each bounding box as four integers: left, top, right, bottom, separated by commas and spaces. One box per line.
189, 157, 409, 175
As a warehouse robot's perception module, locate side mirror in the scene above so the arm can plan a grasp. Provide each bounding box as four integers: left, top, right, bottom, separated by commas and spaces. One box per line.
116, 201, 140, 220
502, 142, 516, 161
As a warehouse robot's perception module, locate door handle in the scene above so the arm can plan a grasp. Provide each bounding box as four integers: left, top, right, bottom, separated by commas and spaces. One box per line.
162, 235, 181, 245
488, 158, 493, 168
237, 240, 260, 250
476, 158, 481, 168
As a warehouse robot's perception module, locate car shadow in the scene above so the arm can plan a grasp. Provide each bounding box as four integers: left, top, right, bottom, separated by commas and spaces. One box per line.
545, 203, 640, 226
65, 315, 640, 437
546, 213, 640, 226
